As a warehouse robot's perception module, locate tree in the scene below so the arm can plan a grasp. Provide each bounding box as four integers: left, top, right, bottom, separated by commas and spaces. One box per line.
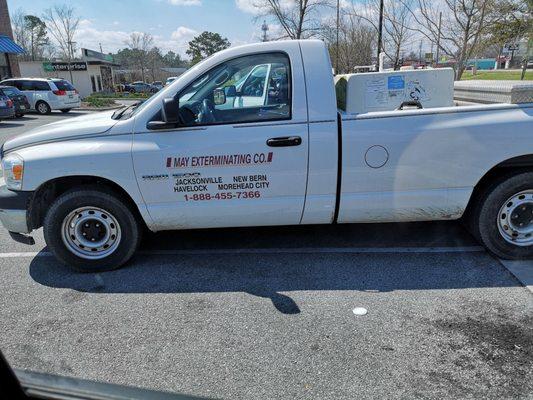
484, 0, 531, 66
489, 0, 531, 46
186, 31, 230, 65
250, 0, 333, 39
163, 50, 187, 68
24, 15, 49, 61
11, 9, 29, 58
147, 47, 164, 82
42, 4, 80, 61
401, 0, 493, 80
322, 13, 375, 73
125, 32, 154, 82
346, 0, 415, 70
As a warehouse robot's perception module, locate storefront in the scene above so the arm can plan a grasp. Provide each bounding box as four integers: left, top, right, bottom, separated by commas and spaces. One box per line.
18, 48, 118, 98
0, 35, 24, 79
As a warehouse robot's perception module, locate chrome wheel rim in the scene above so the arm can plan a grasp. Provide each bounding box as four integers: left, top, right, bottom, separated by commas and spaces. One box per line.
38, 103, 47, 113
61, 206, 121, 259
497, 190, 533, 247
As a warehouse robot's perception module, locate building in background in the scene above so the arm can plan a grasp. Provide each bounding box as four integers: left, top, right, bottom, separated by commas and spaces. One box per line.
0, 0, 24, 79
19, 48, 119, 97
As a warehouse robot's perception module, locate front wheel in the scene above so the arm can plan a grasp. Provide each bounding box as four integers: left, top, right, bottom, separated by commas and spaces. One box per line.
476, 171, 533, 259
43, 188, 141, 272
61, 108, 72, 113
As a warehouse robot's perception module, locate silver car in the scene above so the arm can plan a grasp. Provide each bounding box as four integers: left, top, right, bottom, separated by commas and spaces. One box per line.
0, 77, 81, 114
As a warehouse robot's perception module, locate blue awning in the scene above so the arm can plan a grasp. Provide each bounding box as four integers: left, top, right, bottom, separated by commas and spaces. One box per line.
0, 35, 25, 54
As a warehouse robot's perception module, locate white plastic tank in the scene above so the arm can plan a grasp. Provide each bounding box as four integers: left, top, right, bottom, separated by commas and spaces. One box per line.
335, 68, 454, 114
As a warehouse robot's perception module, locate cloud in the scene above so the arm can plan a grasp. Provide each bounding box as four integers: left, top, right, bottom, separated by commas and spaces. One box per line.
235, 0, 295, 15
168, 0, 201, 5
69, 20, 197, 57
170, 26, 198, 40
235, 0, 263, 15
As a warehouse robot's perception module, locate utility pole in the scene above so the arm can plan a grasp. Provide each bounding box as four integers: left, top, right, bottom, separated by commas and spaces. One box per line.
99, 43, 103, 53
261, 20, 269, 42
436, 11, 442, 66
376, 0, 384, 69
336, 0, 340, 73
419, 39, 423, 65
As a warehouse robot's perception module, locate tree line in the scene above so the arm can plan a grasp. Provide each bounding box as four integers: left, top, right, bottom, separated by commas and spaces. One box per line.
253, 0, 531, 80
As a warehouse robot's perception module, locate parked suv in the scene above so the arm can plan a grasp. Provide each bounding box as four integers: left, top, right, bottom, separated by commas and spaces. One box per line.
0, 78, 80, 114
0, 85, 31, 118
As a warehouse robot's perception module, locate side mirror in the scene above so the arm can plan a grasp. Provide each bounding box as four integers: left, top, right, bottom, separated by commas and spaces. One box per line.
147, 97, 179, 130
224, 85, 237, 97
162, 97, 179, 124
213, 88, 226, 106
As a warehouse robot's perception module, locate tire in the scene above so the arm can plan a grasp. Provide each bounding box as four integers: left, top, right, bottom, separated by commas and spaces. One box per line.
475, 171, 533, 260
43, 187, 141, 272
61, 109, 72, 113
15, 113, 23, 118
36, 101, 51, 115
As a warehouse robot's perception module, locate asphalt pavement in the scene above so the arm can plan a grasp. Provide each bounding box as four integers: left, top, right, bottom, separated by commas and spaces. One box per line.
0, 111, 532, 400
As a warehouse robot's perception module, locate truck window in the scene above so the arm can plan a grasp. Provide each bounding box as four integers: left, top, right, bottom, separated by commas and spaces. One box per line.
177, 52, 291, 126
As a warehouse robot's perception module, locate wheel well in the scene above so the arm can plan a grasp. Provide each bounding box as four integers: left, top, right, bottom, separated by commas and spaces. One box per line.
464, 155, 533, 217
29, 176, 145, 230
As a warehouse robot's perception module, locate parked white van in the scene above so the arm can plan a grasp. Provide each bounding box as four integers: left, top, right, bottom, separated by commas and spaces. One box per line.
0, 77, 81, 114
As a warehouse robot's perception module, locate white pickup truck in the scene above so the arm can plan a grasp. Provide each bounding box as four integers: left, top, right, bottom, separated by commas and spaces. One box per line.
1, 40, 532, 272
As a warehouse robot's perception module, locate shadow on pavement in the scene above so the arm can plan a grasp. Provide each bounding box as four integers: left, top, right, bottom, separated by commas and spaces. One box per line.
0, 121, 25, 128
28, 222, 518, 315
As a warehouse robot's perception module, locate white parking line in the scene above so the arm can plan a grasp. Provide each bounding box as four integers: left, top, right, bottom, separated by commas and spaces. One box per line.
0, 246, 485, 259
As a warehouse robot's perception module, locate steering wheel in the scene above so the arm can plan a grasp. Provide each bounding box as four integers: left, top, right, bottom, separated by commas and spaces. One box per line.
198, 99, 216, 124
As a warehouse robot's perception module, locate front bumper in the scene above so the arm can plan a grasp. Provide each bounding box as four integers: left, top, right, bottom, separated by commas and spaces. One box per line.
0, 180, 33, 234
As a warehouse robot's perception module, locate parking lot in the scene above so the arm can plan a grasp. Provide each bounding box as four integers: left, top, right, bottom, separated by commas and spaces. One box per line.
1, 111, 532, 399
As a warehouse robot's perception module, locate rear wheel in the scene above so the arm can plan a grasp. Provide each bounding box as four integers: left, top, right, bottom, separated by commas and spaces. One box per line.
61, 108, 72, 113
475, 171, 533, 259
43, 188, 141, 272
15, 113, 23, 118
36, 101, 51, 115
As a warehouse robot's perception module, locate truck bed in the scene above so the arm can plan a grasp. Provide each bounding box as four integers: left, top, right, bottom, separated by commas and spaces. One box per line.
336, 102, 533, 223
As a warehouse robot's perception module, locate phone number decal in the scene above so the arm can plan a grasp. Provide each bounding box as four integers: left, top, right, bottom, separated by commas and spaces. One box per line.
184, 191, 261, 202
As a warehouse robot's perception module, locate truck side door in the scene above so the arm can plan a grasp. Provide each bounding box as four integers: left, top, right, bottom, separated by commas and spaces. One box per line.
132, 50, 309, 230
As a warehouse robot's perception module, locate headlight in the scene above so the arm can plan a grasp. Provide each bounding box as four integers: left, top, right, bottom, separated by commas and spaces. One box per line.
2, 153, 24, 190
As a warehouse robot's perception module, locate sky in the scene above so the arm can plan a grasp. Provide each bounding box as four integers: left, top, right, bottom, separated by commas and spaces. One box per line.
6, 0, 299, 58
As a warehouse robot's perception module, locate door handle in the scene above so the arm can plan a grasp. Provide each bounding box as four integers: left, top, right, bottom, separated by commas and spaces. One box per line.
266, 136, 302, 147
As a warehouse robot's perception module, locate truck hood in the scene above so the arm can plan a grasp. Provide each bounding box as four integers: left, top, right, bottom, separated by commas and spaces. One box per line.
2, 110, 119, 153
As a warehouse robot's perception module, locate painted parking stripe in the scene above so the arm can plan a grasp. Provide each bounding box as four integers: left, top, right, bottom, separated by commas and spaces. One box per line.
0, 246, 485, 259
